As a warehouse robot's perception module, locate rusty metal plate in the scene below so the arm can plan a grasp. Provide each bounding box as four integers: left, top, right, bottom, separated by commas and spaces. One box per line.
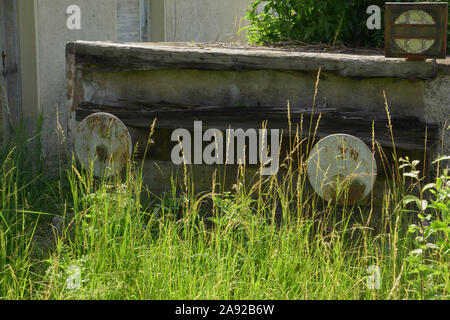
75, 112, 132, 178
307, 134, 377, 205
385, 2, 448, 59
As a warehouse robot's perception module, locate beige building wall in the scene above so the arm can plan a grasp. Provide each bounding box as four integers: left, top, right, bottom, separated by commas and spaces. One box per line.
32, 0, 117, 160
163, 0, 254, 42
117, 0, 141, 41
117, 0, 151, 42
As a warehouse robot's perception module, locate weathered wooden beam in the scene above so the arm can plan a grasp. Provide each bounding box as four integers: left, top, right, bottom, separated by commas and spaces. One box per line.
67, 41, 439, 79
76, 101, 437, 151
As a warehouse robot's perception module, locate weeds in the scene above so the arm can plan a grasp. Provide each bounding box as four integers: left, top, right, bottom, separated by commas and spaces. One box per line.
0, 75, 448, 300
400, 157, 449, 299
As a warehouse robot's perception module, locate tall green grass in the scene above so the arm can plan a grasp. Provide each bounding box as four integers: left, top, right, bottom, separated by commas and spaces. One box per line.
0, 79, 448, 300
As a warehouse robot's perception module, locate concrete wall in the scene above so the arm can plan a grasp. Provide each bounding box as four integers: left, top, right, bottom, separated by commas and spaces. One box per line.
117, 0, 151, 42
117, 0, 256, 43
117, 0, 141, 42
33, 0, 116, 161
82, 69, 426, 121
163, 0, 254, 42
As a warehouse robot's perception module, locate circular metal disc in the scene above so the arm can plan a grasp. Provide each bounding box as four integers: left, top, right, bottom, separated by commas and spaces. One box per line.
75, 113, 132, 178
307, 134, 377, 205
394, 10, 435, 54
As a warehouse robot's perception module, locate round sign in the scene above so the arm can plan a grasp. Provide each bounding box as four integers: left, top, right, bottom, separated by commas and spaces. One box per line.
394, 10, 435, 54
75, 112, 132, 178
307, 134, 377, 205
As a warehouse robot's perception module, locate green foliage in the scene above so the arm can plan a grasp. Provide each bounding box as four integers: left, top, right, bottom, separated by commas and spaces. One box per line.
0, 135, 448, 299
245, 0, 450, 48
0, 116, 47, 299
400, 157, 450, 299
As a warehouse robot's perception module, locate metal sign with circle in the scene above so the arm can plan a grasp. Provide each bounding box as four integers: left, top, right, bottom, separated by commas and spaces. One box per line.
393, 10, 436, 54
75, 112, 132, 178
307, 134, 377, 205
385, 2, 448, 59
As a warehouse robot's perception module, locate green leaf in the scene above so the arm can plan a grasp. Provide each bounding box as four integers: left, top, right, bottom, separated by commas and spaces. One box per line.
399, 163, 410, 170
430, 220, 449, 230
416, 199, 428, 211
408, 224, 420, 233
433, 156, 450, 164
407, 254, 421, 264
425, 243, 440, 250
422, 183, 435, 193
418, 265, 429, 273
412, 160, 420, 168
403, 195, 419, 206
408, 268, 420, 275
404, 171, 420, 179
435, 178, 442, 190
429, 202, 448, 212
418, 213, 431, 221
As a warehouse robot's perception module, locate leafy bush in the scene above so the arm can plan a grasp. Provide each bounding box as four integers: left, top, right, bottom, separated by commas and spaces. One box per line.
401, 156, 450, 299
245, 0, 450, 48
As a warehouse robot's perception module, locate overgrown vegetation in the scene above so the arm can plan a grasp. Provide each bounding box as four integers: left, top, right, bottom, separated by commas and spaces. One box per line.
0, 71, 448, 300
245, 0, 450, 47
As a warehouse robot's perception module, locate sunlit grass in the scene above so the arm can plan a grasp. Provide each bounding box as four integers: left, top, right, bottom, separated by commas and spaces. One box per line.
0, 76, 448, 300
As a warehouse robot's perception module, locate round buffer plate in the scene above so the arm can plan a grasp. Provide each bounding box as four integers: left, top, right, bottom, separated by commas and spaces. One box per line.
307, 134, 377, 205
75, 112, 132, 178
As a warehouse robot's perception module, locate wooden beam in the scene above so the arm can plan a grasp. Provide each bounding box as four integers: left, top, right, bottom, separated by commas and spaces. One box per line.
76, 101, 438, 151
67, 41, 439, 79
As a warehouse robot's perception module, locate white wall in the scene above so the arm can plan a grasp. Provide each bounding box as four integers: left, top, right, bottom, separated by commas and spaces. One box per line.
117, 0, 151, 42
34, 0, 117, 160
117, 0, 141, 41
164, 0, 254, 42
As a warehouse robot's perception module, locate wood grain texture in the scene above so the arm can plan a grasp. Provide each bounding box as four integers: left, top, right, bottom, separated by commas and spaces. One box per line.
68, 41, 439, 79
76, 101, 437, 151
